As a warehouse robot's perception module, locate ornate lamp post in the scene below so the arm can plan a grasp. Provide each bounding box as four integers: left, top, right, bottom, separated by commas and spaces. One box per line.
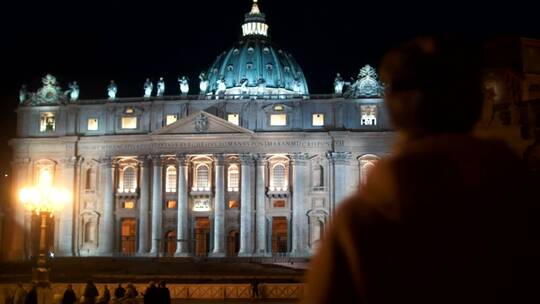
18, 170, 71, 287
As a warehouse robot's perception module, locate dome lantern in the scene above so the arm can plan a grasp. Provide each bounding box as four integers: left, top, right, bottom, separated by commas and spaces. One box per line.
242, 0, 268, 37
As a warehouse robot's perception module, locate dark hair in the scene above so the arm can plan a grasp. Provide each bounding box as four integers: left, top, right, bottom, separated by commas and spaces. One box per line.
379, 36, 483, 137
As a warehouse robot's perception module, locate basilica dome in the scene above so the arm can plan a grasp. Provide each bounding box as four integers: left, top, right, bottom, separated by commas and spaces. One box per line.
204, 0, 309, 96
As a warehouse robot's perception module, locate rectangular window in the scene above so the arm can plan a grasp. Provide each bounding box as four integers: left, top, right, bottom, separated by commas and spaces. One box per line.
87, 118, 99, 131
270, 114, 287, 126
228, 200, 239, 209
123, 201, 135, 209
273, 200, 286, 208
312, 113, 324, 126
227, 113, 240, 126
40, 112, 56, 132
166, 114, 177, 126
121, 116, 137, 129
167, 200, 177, 209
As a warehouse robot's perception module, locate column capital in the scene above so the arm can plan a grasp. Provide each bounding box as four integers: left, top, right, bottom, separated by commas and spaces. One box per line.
290, 152, 310, 165
60, 156, 81, 167
254, 153, 268, 166
213, 154, 226, 166
99, 157, 116, 168
175, 153, 189, 166
149, 155, 164, 167
138, 155, 151, 167
239, 153, 254, 165
326, 152, 352, 164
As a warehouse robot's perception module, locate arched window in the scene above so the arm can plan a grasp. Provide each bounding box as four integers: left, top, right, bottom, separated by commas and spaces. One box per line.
123, 166, 136, 193
359, 155, 379, 186
272, 164, 286, 191
228, 165, 239, 192
166, 166, 177, 193
196, 165, 209, 190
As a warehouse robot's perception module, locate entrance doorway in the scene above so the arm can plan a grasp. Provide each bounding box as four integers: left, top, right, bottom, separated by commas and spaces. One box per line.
194, 217, 210, 256
227, 229, 240, 256
164, 230, 177, 256
271, 217, 288, 253
120, 218, 136, 254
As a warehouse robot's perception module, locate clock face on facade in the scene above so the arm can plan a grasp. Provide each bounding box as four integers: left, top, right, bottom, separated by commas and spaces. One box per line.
43, 87, 57, 102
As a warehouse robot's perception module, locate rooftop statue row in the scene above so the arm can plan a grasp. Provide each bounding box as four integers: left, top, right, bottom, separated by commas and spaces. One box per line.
334, 65, 385, 98
18, 67, 382, 106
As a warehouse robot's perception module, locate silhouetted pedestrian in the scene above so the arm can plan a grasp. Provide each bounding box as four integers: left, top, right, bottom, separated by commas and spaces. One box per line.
83, 280, 99, 304
251, 279, 260, 299
113, 284, 125, 300
97, 285, 110, 304
13, 283, 26, 304
62, 284, 77, 304
23, 284, 36, 304
156, 281, 170, 304
143, 281, 158, 304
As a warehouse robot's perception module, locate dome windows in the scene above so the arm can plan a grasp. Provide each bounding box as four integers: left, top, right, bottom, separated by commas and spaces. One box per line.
213, 68, 219, 74
284, 66, 290, 73
227, 64, 234, 72
266, 63, 273, 70
263, 47, 270, 54
233, 48, 240, 55
247, 47, 255, 54
246, 62, 254, 70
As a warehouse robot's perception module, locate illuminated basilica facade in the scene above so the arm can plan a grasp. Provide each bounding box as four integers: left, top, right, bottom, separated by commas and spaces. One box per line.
5, 1, 395, 260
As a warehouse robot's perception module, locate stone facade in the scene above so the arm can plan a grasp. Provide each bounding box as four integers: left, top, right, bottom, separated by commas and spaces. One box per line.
6, 96, 395, 260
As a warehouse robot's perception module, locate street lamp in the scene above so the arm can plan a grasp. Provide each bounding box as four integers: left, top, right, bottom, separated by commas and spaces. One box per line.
18, 170, 71, 287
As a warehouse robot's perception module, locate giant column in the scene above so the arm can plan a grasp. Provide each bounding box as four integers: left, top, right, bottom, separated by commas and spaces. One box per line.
291, 153, 309, 256
238, 153, 254, 256
254, 154, 267, 256
211, 154, 225, 257
138, 156, 150, 255
175, 154, 190, 256
149, 156, 163, 255
57, 156, 78, 256
330, 152, 352, 209
99, 157, 115, 256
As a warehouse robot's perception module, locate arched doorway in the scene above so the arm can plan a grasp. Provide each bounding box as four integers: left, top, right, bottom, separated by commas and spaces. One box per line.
227, 229, 240, 256
164, 231, 177, 256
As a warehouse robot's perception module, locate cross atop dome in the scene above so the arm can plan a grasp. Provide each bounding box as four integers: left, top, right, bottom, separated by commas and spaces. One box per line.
242, 0, 268, 37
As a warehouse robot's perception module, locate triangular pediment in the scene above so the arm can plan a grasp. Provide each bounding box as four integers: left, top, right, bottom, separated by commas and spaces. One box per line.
153, 111, 254, 135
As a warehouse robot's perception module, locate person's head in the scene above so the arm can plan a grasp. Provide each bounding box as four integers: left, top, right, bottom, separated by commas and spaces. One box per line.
158, 281, 166, 288
87, 280, 93, 285
379, 35, 483, 139
67, 284, 72, 290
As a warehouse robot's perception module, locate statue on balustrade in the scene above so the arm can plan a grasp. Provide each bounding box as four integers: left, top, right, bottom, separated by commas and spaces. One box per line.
143, 78, 153, 98
107, 80, 117, 99
334, 73, 345, 94
199, 72, 209, 94
216, 77, 227, 95
66, 81, 80, 101
156, 77, 165, 96
240, 77, 249, 95
292, 78, 302, 94
257, 78, 266, 95
19, 84, 28, 104
178, 76, 189, 95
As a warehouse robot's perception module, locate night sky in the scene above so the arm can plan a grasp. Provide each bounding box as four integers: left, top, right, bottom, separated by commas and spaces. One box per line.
0, 0, 538, 176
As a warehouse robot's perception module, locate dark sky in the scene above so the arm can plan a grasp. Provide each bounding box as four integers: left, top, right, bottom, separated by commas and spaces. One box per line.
0, 0, 538, 175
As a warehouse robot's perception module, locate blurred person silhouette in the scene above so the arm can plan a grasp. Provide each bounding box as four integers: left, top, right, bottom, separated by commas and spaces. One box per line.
83, 280, 98, 304
61, 284, 77, 304
156, 281, 170, 304
142, 281, 158, 304
113, 284, 125, 300
23, 284, 36, 304
305, 36, 538, 304
13, 283, 27, 304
